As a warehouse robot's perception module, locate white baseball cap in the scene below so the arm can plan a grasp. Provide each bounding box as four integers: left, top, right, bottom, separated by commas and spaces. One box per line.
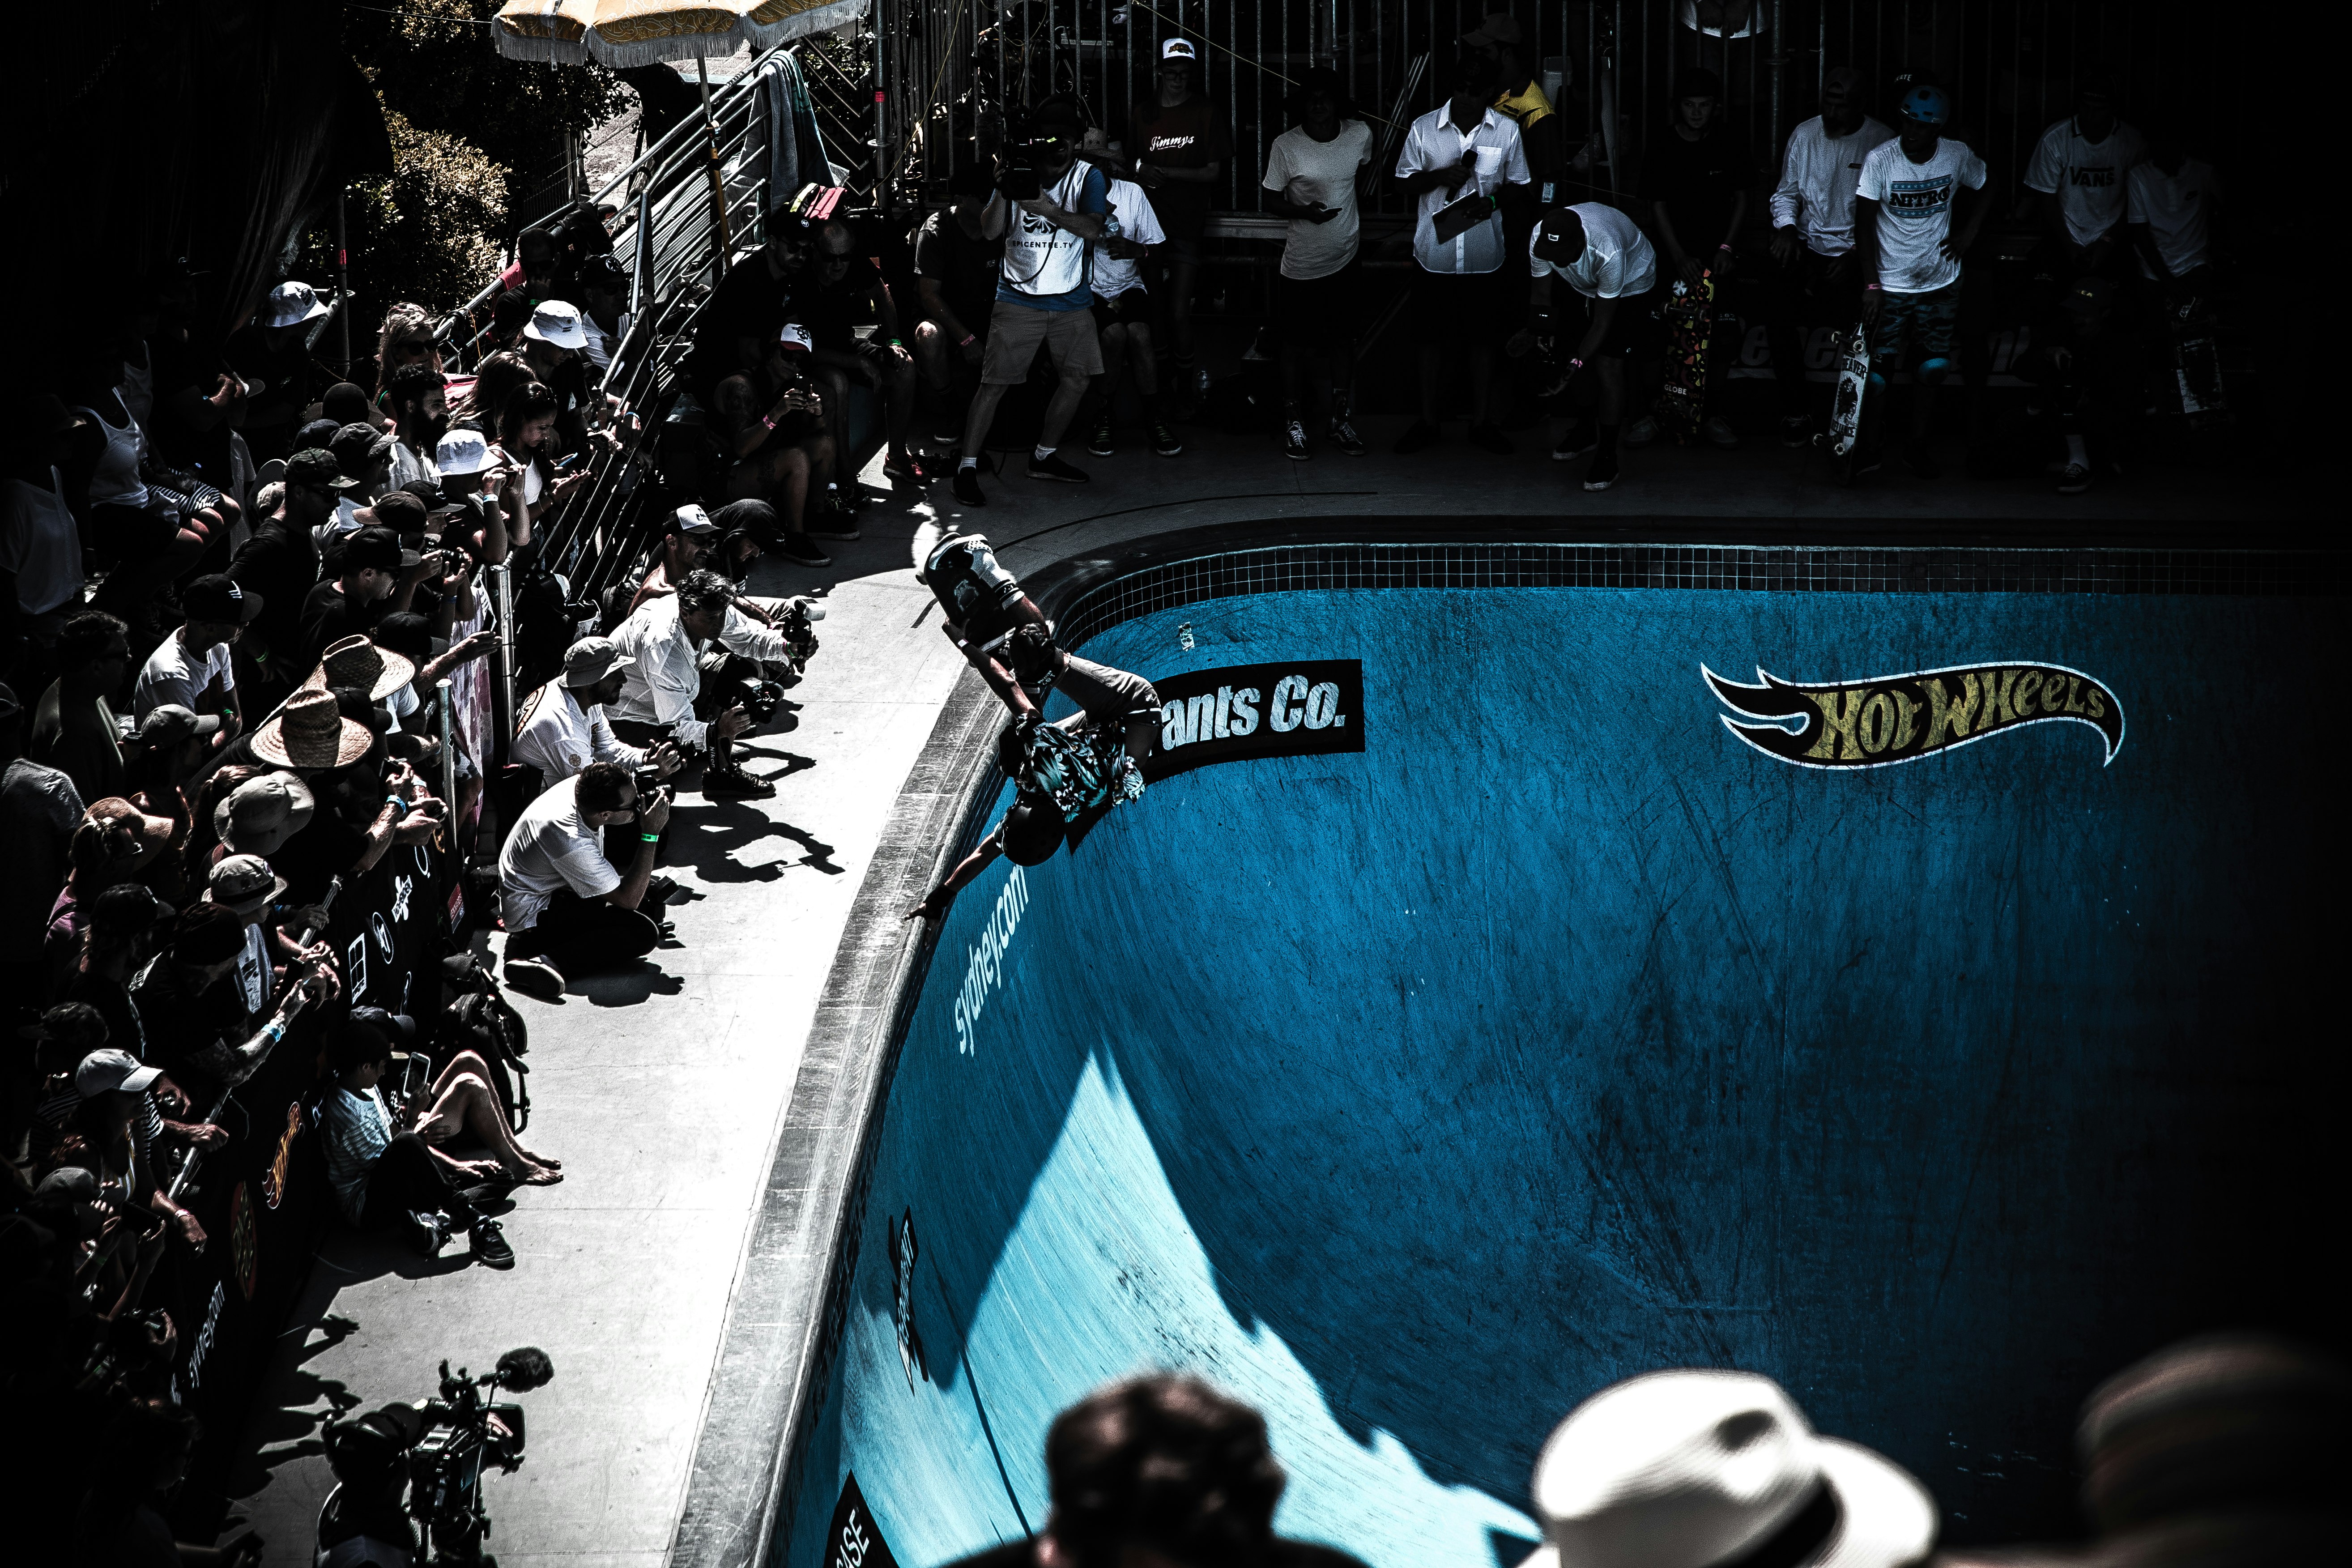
435, 427, 492, 475
670, 503, 718, 535
76, 1048, 164, 1098
524, 299, 590, 350
265, 281, 334, 329
777, 322, 814, 353
1525, 1370, 1936, 1568
1161, 36, 1198, 60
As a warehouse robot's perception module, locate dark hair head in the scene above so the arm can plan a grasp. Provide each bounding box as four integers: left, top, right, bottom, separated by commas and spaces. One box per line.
372, 611, 434, 659
492, 288, 535, 335
57, 611, 129, 673
386, 362, 448, 415
1001, 798, 1066, 867
947, 163, 997, 199
1044, 1376, 1286, 1568
466, 351, 533, 426
1288, 67, 1355, 123
1676, 66, 1724, 101
676, 568, 735, 619
96, 1399, 200, 1498
330, 1015, 393, 1074
171, 901, 247, 966
499, 381, 561, 449
576, 759, 631, 814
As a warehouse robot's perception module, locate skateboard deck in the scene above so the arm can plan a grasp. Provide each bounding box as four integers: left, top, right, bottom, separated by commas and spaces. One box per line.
2171, 296, 2230, 428
1656, 270, 1716, 442
1817, 315, 1871, 481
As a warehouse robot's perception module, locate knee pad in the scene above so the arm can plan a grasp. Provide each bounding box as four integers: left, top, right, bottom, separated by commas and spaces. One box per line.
1916, 356, 1951, 385
1867, 372, 1889, 390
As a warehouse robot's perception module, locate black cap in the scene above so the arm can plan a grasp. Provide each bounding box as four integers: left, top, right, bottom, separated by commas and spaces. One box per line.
322, 383, 375, 425
295, 417, 343, 452
349, 1005, 418, 1044
181, 573, 263, 625
330, 421, 396, 478
343, 526, 421, 575
284, 447, 354, 490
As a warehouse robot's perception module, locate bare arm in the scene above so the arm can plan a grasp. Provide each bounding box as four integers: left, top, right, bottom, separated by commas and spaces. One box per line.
946, 626, 1040, 717
1017, 197, 1107, 239
603, 791, 669, 910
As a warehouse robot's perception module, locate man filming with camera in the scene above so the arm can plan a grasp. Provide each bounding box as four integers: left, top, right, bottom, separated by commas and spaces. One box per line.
499, 761, 673, 998
607, 568, 780, 801
951, 95, 1112, 508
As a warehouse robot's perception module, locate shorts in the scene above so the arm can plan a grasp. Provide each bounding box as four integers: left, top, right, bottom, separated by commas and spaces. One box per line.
1412, 267, 1516, 346
1577, 284, 1662, 358
1873, 284, 1961, 371
980, 298, 1104, 385
1090, 289, 1152, 331
1054, 654, 1161, 729
1278, 260, 1363, 351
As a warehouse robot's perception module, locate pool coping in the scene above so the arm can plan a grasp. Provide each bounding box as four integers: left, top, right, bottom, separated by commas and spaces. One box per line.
664, 524, 2350, 1568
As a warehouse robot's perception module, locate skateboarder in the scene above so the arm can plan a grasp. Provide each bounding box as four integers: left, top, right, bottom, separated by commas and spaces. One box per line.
1851, 83, 1991, 477
1638, 68, 1749, 449
1766, 67, 1895, 444
1513, 202, 1658, 492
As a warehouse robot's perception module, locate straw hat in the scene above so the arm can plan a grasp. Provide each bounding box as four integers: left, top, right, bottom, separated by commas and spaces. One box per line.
251, 689, 374, 769
303, 634, 417, 701
81, 797, 178, 870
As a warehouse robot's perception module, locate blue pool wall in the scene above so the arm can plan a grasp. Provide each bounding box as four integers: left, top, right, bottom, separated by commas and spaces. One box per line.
775, 573, 2339, 1568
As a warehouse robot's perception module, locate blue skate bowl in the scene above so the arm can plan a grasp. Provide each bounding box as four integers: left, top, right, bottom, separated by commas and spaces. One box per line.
720, 540, 2339, 1568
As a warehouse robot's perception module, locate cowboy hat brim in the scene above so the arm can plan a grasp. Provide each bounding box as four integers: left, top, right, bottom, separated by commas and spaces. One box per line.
251, 715, 375, 770
303, 644, 418, 701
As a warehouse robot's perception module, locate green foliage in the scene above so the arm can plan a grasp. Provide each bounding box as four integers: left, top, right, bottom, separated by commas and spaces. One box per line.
345, 0, 630, 173
298, 108, 510, 322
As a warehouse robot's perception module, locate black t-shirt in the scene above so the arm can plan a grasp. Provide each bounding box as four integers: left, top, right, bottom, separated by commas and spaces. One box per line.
272, 809, 373, 908
229, 515, 324, 669
800, 255, 885, 352
688, 254, 805, 396
914, 210, 1006, 336
1133, 95, 1235, 239
301, 579, 383, 665
942, 1543, 1370, 1568
1639, 120, 1751, 259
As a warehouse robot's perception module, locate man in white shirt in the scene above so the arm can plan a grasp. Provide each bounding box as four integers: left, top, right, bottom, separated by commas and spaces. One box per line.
1261, 68, 1376, 460
132, 574, 258, 734
1853, 83, 1990, 478
513, 635, 683, 789
1393, 63, 1532, 455
2022, 75, 2146, 280
1077, 127, 1180, 461
383, 365, 447, 492
499, 762, 671, 998
2125, 121, 2221, 297
1518, 203, 1659, 493
607, 568, 771, 800
1765, 66, 1896, 444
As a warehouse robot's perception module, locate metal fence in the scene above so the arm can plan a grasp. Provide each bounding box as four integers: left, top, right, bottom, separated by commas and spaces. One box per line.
879, 0, 2239, 220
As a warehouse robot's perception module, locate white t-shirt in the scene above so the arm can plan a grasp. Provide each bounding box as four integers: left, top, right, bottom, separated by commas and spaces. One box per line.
1769, 114, 1896, 256
1858, 136, 1989, 294
1528, 202, 1657, 299
497, 776, 620, 932
1395, 106, 1530, 275
133, 630, 237, 722
2125, 159, 2220, 279
1092, 177, 1167, 301
2023, 117, 2147, 246
1262, 119, 1376, 280
1, 467, 83, 618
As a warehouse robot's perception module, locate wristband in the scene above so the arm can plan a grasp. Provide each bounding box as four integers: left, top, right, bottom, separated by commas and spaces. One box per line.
1864, 282, 1881, 291
384, 795, 408, 818
888, 337, 904, 348
958, 333, 976, 348
1568, 357, 1585, 372
641, 832, 662, 843
762, 414, 778, 430
1717, 243, 1733, 251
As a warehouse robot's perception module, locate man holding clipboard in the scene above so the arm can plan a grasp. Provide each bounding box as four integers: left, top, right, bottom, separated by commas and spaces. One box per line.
1393, 60, 1533, 457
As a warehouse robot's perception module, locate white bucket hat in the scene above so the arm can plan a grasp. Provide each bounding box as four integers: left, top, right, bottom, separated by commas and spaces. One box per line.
1526, 1370, 1936, 1568
435, 427, 491, 475
265, 280, 334, 328
524, 299, 590, 349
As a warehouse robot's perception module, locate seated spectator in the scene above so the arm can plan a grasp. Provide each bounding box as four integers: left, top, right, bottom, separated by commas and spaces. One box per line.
60, 351, 209, 621
803, 219, 926, 486
938, 1376, 1365, 1568
319, 1012, 518, 1269
709, 324, 841, 566
512, 635, 683, 789
3, 396, 94, 656
2, 679, 82, 999
47, 801, 176, 994
132, 902, 333, 1094
132, 572, 259, 729
608, 568, 776, 799
30, 611, 132, 805
301, 526, 422, 668
498, 761, 671, 997
912, 165, 1007, 416
384, 363, 450, 490
1524, 1370, 1934, 1568
687, 202, 818, 402
229, 281, 334, 457
229, 448, 341, 695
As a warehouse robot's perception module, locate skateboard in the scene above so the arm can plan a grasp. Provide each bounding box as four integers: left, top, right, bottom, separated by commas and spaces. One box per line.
1655, 269, 1716, 442
2170, 294, 2230, 429
1816, 315, 1871, 482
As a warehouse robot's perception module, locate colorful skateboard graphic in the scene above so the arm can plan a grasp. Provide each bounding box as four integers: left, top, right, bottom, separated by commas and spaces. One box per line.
1656, 269, 1716, 442
1817, 315, 1871, 481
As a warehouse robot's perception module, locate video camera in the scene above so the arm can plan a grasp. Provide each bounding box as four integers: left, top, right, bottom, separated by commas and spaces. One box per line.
997, 108, 1080, 201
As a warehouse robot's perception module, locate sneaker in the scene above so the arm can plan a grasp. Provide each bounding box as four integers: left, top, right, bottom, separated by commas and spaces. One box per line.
1779, 413, 1813, 447
1704, 416, 1739, 449
2056, 461, 2093, 495
644, 873, 683, 906
774, 534, 832, 567
1392, 419, 1441, 455
1283, 419, 1310, 460
1026, 452, 1090, 483
1623, 415, 1661, 448
469, 1218, 517, 1271
1582, 448, 1621, 491
882, 452, 930, 486
1904, 439, 1941, 478
805, 497, 860, 540
409, 1209, 451, 1259
704, 766, 777, 801
1466, 422, 1513, 455
1150, 421, 1184, 457
1327, 417, 1367, 456
1552, 423, 1598, 462
952, 466, 987, 507
503, 954, 565, 1000
1087, 414, 1115, 457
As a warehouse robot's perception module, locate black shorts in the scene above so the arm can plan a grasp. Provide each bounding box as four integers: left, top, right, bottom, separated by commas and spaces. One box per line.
1580, 284, 1663, 359
1090, 289, 1152, 331
1278, 260, 1363, 351
1411, 268, 1516, 346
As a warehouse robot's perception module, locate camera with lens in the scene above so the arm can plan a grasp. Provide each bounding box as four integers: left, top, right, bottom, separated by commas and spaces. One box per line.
633, 765, 668, 799
996, 109, 1076, 201
741, 679, 788, 724
780, 596, 823, 670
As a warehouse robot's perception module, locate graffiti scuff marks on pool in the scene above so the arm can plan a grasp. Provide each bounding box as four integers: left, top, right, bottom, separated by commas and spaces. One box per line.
1704, 661, 2125, 768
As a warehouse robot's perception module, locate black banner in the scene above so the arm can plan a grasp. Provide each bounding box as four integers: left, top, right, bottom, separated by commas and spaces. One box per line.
1704, 662, 2125, 770
823, 1472, 901, 1568
1145, 660, 1367, 782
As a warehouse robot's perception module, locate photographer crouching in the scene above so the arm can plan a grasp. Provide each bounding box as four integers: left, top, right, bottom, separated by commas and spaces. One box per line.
605, 567, 786, 801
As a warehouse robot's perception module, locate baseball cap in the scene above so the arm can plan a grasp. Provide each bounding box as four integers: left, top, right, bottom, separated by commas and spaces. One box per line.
264, 280, 334, 329
349, 1006, 418, 1044
1462, 11, 1524, 47
776, 322, 814, 353
562, 635, 629, 687
344, 526, 422, 575
579, 254, 628, 292
331, 420, 396, 477
357, 490, 428, 535
36, 1166, 101, 1201
170, 903, 248, 966
285, 447, 358, 491
1160, 37, 1197, 60
181, 573, 263, 625
1900, 83, 1951, 125
295, 417, 344, 452
323, 382, 375, 422
75, 1047, 163, 1098
524, 300, 590, 350
205, 852, 290, 917
435, 428, 491, 476
669, 503, 719, 536
134, 704, 223, 749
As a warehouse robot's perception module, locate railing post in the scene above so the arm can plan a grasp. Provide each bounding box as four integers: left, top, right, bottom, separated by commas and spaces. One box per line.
491, 562, 517, 771
632, 187, 652, 320
438, 678, 460, 822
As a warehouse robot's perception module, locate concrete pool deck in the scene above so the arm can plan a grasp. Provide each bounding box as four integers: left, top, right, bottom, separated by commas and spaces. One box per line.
213, 417, 2312, 1568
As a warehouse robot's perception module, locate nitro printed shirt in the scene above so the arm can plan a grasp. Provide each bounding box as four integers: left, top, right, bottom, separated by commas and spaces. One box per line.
1858, 137, 1989, 294
1770, 114, 1896, 255
2126, 158, 2220, 279
2023, 117, 2147, 246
